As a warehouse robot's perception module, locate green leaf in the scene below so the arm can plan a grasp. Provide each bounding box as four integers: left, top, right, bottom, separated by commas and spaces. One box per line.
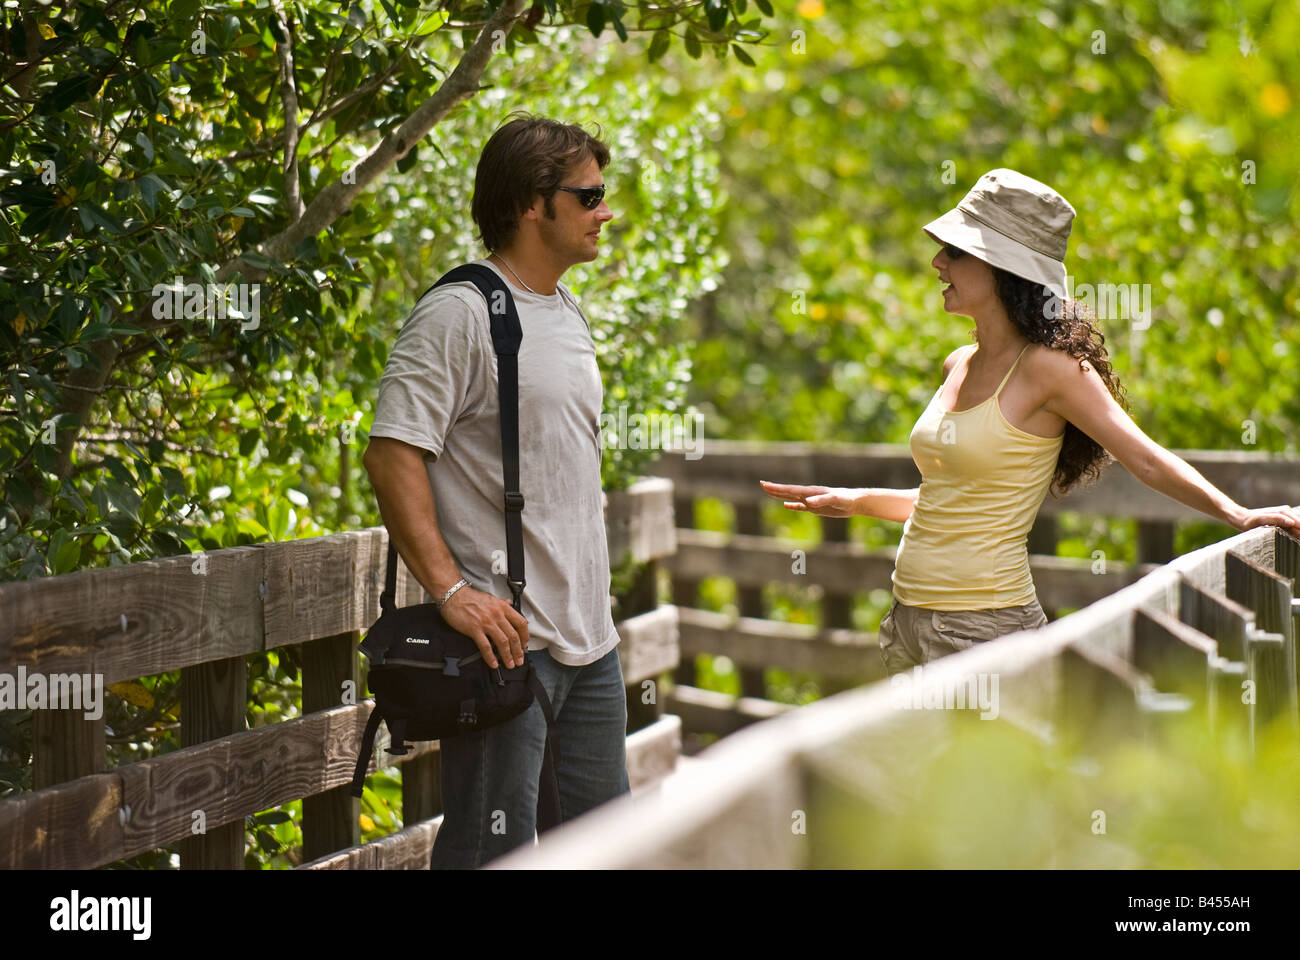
42, 73, 102, 111
52, 536, 82, 574
78, 203, 125, 234
706, 0, 728, 33
755, 0, 774, 14
80, 322, 115, 342
732, 44, 756, 66
685, 29, 702, 59
240, 250, 276, 270
648, 29, 671, 63
267, 499, 291, 540
103, 456, 136, 487
587, 3, 606, 37
138, 173, 166, 213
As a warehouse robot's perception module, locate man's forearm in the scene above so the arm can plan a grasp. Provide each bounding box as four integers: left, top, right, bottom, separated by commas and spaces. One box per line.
364, 441, 467, 599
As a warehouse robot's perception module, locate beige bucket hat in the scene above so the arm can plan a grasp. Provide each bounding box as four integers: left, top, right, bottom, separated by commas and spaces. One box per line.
922, 168, 1076, 300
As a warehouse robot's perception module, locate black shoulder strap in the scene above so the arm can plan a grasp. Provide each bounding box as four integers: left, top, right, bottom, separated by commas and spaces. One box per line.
379, 263, 526, 613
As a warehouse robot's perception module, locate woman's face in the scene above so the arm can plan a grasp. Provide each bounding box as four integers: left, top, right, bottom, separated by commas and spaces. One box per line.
931, 242, 996, 318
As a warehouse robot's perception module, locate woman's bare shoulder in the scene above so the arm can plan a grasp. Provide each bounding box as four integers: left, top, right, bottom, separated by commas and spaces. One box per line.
1026, 344, 1099, 404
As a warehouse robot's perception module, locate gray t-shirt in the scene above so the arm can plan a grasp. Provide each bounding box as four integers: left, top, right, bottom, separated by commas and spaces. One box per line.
369, 258, 619, 666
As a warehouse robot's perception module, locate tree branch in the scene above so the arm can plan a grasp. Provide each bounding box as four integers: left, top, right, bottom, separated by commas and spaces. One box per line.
272, 1, 306, 221
223, 0, 527, 280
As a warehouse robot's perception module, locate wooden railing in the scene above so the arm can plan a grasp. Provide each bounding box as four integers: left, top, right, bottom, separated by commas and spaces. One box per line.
491, 523, 1300, 868
0, 478, 681, 870
644, 441, 1300, 739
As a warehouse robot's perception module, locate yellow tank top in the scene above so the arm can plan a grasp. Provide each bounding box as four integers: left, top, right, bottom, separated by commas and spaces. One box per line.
891, 343, 1064, 610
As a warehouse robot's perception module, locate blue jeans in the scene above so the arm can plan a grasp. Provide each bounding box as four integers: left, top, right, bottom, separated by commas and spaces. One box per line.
429, 643, 631, 868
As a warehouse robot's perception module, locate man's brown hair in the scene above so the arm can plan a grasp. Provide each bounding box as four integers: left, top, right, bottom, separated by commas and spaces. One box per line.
471, 112, 610, 252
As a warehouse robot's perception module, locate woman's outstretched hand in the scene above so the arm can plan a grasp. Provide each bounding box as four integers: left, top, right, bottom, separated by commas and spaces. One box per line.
1232, 504, 1300, 533
759, 480, 858, 518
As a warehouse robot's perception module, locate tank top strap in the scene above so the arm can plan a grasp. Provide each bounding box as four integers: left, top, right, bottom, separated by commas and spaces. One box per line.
993, 343, 1032, 398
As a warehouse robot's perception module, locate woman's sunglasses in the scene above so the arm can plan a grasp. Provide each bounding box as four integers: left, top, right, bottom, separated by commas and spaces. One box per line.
943, 242, 967, 260
556, 183, 607, 209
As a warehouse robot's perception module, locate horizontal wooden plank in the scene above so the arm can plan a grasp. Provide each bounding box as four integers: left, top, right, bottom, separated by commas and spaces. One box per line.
678, 607, 885, 682
0, 698, 433, 869
0, 769, 126, 870
646, 443, 1300, 522
297, 714, 683, 869
2, 473, 676, 676
667, 529, 1151, 615
626, 714, 682, 790
665, 683, 796, 738
0, 544, 266, 685
615, 605, 679, 685
299, 819, 440, 870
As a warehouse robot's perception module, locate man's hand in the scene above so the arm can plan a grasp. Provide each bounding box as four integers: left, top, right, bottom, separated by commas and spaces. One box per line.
439, 584, 530, 669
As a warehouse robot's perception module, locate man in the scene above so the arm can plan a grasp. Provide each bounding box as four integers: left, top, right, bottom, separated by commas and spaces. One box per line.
362, 113, 626, 868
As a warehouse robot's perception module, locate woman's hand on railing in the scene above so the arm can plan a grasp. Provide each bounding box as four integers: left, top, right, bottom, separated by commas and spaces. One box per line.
1230, 504, 1300, 533
759, 481, 860, 517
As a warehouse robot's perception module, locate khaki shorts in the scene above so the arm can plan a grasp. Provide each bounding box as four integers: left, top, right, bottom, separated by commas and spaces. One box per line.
877, 596, 1048, 676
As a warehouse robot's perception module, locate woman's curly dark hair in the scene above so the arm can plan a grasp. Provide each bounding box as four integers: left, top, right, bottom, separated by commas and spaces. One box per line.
985, 267, 1131, 498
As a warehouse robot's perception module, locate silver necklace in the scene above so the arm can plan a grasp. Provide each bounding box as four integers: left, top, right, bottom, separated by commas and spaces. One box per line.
493, 253, 553, 297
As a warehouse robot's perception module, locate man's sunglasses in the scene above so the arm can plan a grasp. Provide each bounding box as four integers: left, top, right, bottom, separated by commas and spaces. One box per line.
943, 242, 968, 260
556, 183, 607, 209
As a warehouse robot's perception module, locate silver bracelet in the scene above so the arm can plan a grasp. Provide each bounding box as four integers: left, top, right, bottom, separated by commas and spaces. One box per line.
434, 577, 469, 607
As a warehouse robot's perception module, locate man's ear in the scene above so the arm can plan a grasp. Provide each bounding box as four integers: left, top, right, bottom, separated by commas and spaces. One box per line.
521, 193, 544, 221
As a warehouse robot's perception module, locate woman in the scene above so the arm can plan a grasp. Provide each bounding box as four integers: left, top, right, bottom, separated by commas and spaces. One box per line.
759, 168, 1300, 676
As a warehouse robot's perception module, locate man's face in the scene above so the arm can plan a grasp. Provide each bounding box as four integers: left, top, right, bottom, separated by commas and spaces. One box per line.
534, 153, 614, 265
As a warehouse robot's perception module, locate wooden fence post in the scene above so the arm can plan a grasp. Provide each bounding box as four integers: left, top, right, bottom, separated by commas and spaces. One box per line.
301, 630, 361, 861
734, 502, 766, 699
178, 655, 247, 869
622, 559, 664, 733
671, 493, 698, 688
1136, 520, 1176, 566
1226, 551, 1299, 738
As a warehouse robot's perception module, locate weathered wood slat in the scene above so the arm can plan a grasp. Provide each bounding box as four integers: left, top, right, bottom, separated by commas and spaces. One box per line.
1179, 578, 1252, 663
605, 477, 676, 565
178, 654, 246, 869
1131, 607, 1217, 703
625, 713, 681, 788
31, 710, 104, 791
1, 699, 432, 869
734, 503, 766, 699
681, 606, 883, 681
677, 607, 885, 682
0, 544, 266, 684
1226, 551, 1299, 733
1058, 643, 1145, 749
615, 605, 680, 688
665, 683, 796, 737
300, 819, 441, 870
301, 630, 362, 863
0, 769, 125, 869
